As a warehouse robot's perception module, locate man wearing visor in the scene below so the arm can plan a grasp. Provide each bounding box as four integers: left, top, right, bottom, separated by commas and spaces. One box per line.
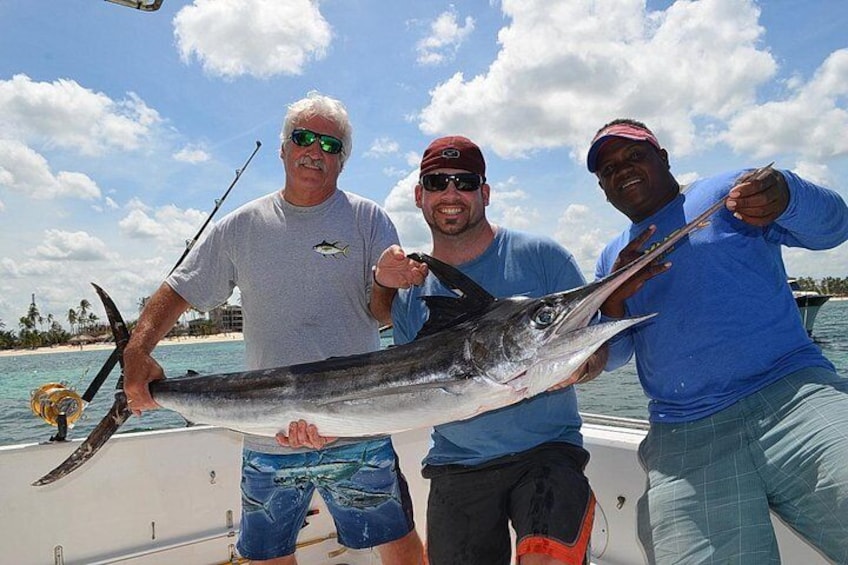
124, 92, 425, 565
589, 118, 848, 564
377, 136, 602, 565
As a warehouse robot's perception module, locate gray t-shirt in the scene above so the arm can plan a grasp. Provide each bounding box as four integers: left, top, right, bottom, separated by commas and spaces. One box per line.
167, 189, 399, 452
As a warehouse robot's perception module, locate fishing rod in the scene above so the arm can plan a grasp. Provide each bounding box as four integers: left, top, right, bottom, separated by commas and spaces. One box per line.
170, 140, 262, 276
32, 141, 262, 441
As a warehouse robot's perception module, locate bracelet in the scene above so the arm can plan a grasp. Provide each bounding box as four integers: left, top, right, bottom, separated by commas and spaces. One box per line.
371, 266, 391, 289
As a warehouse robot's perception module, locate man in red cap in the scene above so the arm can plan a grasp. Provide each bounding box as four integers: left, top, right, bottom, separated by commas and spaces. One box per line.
589, 118, 848, 563
374, 135, 604, 565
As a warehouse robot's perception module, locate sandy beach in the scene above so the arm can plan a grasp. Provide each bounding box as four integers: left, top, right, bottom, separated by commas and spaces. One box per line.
0, 333, 244, 358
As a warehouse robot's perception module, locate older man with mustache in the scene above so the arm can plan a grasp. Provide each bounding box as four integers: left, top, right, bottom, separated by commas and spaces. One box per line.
123, 92, 425, 565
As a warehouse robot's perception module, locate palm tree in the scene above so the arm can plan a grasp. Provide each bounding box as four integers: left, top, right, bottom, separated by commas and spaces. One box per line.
77, 299, 91, 333
87, 312, 99, 334
67, 309, 77, 334
18, 314, 39, 348
26, 296, 41, 332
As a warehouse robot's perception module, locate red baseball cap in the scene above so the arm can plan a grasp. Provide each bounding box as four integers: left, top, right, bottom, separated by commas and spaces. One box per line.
420, 136, 486, 179
587, 122, 661, 173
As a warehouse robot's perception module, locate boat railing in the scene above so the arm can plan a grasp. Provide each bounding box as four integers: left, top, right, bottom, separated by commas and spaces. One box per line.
580, 412, 650, 431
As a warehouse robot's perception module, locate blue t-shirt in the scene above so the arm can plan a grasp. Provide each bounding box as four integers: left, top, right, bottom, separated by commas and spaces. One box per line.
392, 228, 586, 467
597, 169, 848, 423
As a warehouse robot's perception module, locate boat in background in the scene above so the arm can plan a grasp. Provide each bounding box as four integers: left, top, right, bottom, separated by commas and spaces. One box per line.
1, 416, 830, 564
789, 278, 831, 336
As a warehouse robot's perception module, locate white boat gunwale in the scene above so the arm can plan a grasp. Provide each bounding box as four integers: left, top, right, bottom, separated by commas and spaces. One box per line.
1, 418, 831, 564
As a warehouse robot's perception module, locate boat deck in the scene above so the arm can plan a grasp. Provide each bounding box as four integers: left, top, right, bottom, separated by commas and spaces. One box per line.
0, 420, 831, 564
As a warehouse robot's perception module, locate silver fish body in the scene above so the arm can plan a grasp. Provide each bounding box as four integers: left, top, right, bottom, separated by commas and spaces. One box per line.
150, 308, 650, 437
34, 195, 717, 486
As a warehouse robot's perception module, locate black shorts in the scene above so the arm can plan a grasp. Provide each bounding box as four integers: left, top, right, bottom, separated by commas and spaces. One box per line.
423, 442, 594, 565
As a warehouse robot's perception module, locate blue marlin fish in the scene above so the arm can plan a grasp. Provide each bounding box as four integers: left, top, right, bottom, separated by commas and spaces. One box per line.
33, 196, 724, 486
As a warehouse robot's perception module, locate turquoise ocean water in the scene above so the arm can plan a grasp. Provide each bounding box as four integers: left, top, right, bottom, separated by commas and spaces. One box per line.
2, 301, 846, 446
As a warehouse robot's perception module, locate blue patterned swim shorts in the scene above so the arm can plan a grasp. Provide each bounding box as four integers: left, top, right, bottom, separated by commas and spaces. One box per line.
236, 437, 415, 560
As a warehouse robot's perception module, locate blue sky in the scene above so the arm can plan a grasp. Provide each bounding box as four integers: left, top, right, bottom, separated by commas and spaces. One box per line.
0, 0, 846, 329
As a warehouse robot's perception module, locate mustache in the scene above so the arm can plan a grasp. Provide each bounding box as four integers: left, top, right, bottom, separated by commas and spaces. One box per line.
296, 155, 326, 170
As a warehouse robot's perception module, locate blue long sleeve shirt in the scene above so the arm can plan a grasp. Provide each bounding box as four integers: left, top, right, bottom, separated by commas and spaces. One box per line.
596, 169, 848, 423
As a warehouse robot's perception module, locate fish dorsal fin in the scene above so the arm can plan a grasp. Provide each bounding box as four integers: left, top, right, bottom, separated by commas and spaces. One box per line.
407, 253, 496, 338
417, 296, 477, 337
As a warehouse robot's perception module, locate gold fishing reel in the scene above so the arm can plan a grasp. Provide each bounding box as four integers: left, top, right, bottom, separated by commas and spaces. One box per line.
30, 383, 84, 427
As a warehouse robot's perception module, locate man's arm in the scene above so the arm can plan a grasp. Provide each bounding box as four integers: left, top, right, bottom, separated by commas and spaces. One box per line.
369, 279, 397, 326
732, 169, 848, 249
123, 283, 190, 414
369, 244, 429, 324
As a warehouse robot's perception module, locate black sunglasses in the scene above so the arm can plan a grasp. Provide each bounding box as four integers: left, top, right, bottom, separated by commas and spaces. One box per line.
420, 173, 484, 192
290, 128, 344, 155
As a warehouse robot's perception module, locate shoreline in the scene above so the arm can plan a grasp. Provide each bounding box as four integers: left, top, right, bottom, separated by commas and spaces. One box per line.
0, 333, 244, 359
2, 299, 845, 358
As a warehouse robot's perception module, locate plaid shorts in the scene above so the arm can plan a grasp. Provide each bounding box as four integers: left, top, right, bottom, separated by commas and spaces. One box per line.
637, 366, 848, 564
236, 437, 415, 560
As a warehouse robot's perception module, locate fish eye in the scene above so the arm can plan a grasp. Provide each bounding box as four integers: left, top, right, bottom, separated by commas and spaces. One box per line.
531, 305, 556, 328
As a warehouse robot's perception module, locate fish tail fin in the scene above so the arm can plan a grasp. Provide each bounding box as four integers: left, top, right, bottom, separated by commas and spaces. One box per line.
33, 394, 132, 486
91, 284, 130, 368
32, 284, 133, 486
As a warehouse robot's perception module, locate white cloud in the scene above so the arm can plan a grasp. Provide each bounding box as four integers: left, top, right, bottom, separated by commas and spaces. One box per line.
119, 203, 208, 248
173, 145, 211, 163
722, 49, 848, 161
554, 203, 617, 277
0, 74, 160, 156
382, 166, 409, 178
486, 177, 540, 231
417, 8, 475, 65
784, 246, 848, 280
418, 0, 775, 161
0, 199, 4, 212
404, 151, 421, 168
119, 209, 162, 239
383, 170, 431, 252
365, 137, 400, 158
0, 140, 101, 200
126, 197, 153, 212
32, 230, 116, 261
174, 0, 332, 78
0, 257, 54, 278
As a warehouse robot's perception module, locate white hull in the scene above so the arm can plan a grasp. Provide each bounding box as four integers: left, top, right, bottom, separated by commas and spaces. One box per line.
1, 418, 830, 564
789, 278, 831, 336
795, 293, 831, 336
